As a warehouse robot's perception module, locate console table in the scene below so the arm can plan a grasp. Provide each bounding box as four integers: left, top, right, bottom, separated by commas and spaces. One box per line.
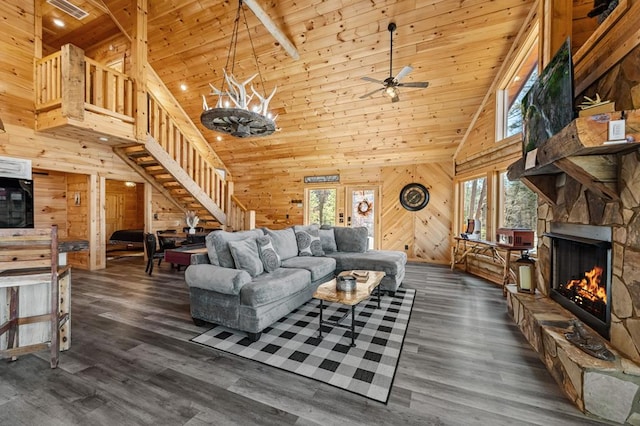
451, 237, 527, 296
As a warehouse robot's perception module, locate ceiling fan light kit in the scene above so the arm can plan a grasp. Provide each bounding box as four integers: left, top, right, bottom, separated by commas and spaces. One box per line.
361, 22, 429, 102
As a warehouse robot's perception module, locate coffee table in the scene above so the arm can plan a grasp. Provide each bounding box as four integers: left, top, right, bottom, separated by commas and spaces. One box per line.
313, 270, 386, 347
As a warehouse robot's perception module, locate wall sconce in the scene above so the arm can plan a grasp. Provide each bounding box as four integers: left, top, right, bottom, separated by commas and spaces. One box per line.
515, 251, 536, 294
74, 192, 81, 206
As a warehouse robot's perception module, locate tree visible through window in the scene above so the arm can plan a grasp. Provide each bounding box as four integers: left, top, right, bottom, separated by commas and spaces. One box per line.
506, 67, 538, 137
501, 173, 537, 231
462, 177, 487, 240
308, 188, 336, 225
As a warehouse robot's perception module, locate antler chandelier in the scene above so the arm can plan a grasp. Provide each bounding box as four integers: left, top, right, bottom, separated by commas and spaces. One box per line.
200, 0, 277, 138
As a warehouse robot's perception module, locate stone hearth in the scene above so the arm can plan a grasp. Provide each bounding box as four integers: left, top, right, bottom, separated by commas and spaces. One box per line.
507, 287, 640, 424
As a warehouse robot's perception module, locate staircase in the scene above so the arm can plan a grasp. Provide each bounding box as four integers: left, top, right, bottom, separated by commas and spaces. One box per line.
115, 93, 253, 231
34, 44, 254, 231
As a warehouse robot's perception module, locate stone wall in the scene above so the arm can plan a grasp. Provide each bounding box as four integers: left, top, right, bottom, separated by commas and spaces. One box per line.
536, 150, 640, 362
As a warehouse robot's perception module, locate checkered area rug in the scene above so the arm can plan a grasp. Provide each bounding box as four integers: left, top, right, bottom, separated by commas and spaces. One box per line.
191, 288, 415, 403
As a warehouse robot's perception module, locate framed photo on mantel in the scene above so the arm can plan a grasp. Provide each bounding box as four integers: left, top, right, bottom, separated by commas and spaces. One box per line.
304, 174, 340, 184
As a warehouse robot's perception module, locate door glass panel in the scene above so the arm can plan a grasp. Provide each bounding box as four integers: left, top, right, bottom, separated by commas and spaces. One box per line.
350, 189, 375, 249
307, 188, 337, 226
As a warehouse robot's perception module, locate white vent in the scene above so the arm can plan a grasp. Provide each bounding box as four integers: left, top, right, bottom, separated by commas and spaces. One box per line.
47, 0, 89, 20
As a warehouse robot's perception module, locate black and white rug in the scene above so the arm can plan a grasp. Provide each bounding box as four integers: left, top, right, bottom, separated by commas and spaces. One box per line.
191, 287, 415, 403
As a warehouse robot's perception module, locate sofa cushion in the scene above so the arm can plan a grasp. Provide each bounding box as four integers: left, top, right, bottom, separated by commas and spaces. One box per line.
325, 250, 407, 275
256, 235, 281, 273
280, 256, 336, 282
294, 224, 324, 256
240, 268, 311, 307
263, 228, 299, 260
228, 238, 264, 277
319, 228, 337, 253
208, 229, 265, 268
333, 226, 369, 252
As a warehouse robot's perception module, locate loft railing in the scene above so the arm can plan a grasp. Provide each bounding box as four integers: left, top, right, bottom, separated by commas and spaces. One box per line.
34, 44, 254, 231
35, 45, 134, 124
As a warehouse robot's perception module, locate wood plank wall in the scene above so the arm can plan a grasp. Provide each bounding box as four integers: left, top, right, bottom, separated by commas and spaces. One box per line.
234, 162, 453, 264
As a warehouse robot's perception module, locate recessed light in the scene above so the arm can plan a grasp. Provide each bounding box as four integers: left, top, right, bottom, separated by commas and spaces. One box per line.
53, 18, 65, 28
98, 136, 109, 142
180, 83, 187, 91
216, 136, 222, 141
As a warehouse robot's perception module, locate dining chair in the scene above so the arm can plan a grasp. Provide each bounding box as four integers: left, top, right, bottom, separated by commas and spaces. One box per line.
144, 233, 164, 275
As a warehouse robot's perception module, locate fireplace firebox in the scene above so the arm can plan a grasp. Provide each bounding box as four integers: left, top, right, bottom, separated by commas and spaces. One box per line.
545, 223, 612, 339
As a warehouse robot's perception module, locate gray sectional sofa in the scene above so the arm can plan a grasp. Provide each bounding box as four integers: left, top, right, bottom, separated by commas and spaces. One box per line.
185, 225, 406, 341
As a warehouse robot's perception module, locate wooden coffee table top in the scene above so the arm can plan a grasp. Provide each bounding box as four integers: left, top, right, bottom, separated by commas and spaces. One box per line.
313, 270, 386, 306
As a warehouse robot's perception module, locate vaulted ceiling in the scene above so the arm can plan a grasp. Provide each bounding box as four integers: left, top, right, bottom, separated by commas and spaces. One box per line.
40, 0, 596, 176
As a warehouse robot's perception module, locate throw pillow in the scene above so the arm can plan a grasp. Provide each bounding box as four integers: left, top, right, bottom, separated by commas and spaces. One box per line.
227, 238, 264, 277
256, 236, 281, 273
294, 225, 324, 256
333, 226, 369, 252
263, 228, 298, 261
319, 228, 337, 253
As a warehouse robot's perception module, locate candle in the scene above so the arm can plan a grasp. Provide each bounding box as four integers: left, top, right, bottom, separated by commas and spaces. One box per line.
519, 265, 532, 291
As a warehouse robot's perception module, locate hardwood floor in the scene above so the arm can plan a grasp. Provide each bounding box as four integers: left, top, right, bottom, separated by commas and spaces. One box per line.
0, 259, 609, 425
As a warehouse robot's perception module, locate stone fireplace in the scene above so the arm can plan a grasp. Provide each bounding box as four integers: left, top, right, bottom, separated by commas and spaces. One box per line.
506, 151, 640, 424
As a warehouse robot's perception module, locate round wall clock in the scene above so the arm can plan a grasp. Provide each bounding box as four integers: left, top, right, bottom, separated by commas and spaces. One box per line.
400, 183, 430, 211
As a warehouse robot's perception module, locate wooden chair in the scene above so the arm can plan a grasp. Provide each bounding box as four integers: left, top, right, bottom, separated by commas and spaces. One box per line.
0, 225, 69, 368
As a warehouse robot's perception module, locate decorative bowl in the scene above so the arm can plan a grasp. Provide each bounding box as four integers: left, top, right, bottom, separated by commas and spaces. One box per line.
336, 276, 356, 292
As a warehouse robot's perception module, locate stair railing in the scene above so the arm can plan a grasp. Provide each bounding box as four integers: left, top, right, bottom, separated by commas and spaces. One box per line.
147, 93, 254, 230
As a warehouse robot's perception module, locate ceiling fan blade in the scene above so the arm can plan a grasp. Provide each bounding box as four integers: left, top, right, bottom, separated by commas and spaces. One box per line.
397, 82, 429, 88
361, 76, 385, 84
359, 87, 385, 99
394, 66, 413, 82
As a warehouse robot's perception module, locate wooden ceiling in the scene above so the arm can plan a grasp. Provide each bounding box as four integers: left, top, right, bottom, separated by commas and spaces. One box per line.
40, 0, 599, 176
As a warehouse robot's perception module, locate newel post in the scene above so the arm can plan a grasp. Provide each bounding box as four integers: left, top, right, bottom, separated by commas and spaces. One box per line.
61, 44, 85, 121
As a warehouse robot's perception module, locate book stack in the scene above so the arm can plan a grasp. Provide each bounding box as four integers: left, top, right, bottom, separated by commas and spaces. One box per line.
350, 270, 369, 282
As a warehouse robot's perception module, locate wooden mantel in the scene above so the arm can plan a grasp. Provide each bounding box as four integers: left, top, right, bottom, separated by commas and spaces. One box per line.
507, 110, 640, 204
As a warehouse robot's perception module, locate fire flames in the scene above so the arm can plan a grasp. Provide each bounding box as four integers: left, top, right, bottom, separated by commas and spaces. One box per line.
565, 266, 606, 304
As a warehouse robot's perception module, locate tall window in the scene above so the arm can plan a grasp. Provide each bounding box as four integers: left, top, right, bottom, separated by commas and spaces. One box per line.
496, 28, 539, 141
306, 188, 337, 225
505, 66, 538, 137
500, 172, 538, 233
461, 177, 487, 240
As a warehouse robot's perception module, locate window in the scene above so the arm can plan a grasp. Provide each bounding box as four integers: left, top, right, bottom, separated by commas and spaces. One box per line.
306, 188, 337, 225
500, 172, 538, 238
496, 26, 539, 141
461, 176, 487, 240
505, 66, 537, 137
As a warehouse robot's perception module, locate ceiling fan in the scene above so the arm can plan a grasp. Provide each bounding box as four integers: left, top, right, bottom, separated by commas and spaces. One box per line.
360, 22, 429, 102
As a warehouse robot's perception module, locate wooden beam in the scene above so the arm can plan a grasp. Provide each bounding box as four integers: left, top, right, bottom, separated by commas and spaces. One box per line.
243, 0, 300, 61
132, 0, 148, 142
85, 0, 133, 42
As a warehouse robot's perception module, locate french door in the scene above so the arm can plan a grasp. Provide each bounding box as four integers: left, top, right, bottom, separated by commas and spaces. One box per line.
305, 185, 380, 250
346, 186, 379, 250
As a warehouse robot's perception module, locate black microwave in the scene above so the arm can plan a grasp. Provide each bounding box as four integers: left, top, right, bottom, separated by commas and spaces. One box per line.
0, 177, 34, 228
